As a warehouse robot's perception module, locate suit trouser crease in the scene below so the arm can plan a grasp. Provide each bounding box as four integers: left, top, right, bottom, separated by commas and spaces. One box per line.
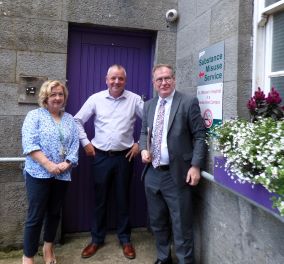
145, 166, 194, 264
23, 173, 68, 257
91, 153, 132, 244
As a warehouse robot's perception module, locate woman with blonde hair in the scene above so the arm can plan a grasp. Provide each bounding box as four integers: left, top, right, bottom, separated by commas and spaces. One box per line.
22, 80, 79, 264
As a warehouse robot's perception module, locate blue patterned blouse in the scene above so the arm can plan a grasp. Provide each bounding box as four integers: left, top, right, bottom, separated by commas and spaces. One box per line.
22, 108, 79, 181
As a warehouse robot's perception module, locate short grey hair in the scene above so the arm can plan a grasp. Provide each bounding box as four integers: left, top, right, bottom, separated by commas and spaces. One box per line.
107, 64, 127, 77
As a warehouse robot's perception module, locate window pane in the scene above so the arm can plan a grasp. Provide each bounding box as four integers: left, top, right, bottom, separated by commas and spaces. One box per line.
266, 0, 281, 7
272, 12, 284, 71
271, 76, 284, 100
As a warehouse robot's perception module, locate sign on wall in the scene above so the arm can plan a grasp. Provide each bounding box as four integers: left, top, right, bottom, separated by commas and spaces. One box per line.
197, 41, 224, 129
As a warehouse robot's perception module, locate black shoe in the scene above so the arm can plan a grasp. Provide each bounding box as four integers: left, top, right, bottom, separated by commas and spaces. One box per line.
154, 258, 172, 264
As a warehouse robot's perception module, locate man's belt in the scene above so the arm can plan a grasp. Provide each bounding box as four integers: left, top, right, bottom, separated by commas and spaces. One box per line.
95, 148, 130, 157
154, 165, 170, 171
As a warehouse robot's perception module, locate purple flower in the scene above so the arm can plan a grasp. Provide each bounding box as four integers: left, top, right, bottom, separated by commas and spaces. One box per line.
247, 98, 256, 111
254, 87, 266, 101
266, 87, 282, 105
247, 87, 284, 121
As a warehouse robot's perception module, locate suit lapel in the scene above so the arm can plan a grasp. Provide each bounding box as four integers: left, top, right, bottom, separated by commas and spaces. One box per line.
149, 97, 159, 131
167, 91, 182, 132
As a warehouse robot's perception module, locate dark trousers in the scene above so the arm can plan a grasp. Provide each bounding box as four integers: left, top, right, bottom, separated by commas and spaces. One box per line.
23, 173, 68, 257
90, 150, 133, 245
145, 166, 194, 264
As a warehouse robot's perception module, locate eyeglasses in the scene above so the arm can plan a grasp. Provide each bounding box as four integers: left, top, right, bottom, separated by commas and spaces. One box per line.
155, 76, 173, 84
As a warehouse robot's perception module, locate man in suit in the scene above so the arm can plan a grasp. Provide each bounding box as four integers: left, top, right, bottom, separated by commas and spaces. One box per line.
139, 64, 206, 264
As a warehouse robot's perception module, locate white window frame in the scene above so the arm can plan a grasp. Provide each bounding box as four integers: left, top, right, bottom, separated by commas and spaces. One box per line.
253, 0, 284, 95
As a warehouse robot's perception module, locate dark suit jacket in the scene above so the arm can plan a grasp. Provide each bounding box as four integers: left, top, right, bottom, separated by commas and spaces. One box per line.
139, 90, 207, 187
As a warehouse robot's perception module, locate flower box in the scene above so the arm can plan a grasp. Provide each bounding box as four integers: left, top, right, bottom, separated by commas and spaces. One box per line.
210, 87, 284, 217
214, 156, 282, 216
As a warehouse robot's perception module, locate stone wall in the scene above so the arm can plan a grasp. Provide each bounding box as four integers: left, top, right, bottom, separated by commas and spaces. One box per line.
193, 181, 284, 264
0, 0, 177, 249
176, 0, 284, 263
2, 1, 283, 262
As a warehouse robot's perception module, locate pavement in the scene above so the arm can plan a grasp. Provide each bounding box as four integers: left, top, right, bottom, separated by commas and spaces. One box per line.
0, 228, 162, 264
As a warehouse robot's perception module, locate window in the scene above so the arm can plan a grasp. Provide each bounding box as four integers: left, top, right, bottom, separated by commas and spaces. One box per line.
253, 0, 284, 99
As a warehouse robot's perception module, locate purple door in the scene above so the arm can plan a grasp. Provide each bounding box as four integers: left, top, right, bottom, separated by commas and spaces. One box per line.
63, 25, 155, 233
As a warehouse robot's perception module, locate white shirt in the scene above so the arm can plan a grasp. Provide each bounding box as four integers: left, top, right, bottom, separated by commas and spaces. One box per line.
74, 89, 144, 151
152, 90, 175, 165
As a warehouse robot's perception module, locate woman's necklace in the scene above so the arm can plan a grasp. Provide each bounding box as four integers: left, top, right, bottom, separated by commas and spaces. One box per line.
49, 111, 67, 160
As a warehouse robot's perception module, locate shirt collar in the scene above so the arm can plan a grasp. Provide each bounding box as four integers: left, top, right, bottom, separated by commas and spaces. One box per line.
158, 89, 175, 104
105, 89, 127, 100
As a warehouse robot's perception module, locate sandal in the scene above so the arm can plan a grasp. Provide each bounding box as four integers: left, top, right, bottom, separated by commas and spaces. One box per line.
22, 255, 35, 264
43, 243, 57, 264
44, 255, 57, 264
46, 261, 56, 264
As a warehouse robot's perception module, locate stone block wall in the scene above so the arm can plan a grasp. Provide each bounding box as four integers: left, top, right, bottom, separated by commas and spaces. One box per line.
0, 0, 177, 249
0, 0, 68, 248
176, 0, 284, 263
194, 181, 284, 264
3, 1, 281, 262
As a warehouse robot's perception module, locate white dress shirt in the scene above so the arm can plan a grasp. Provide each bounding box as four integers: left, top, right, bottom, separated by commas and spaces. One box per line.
74, 89, 144, 151
152, 90, 175, 165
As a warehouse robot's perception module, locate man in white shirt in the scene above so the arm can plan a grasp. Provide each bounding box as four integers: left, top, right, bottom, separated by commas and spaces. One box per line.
74, 64, 144, 260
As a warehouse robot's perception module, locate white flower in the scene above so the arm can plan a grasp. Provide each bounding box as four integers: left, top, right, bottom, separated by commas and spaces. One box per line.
211, 118, 284, 216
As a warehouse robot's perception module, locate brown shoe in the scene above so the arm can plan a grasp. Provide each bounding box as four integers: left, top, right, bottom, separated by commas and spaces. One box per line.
81, 243, 102, 258
122, 243, 136, 259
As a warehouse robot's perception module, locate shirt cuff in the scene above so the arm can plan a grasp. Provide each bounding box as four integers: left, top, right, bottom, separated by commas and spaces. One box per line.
81, 138, 91, 147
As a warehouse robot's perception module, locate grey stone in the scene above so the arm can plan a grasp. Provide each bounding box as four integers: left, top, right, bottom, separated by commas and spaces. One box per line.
237, 34, 253, 82
176, 55, 196, 96
239, 0, 254, 36
0, 183, 4, 217
0, 50, 16, 83
3, 183, 26, 216
0, 0, 178, 251
0, 115, 25, 157
0, 163, 24, 183
224, 35, 238, 82
237, 80, 252, 119
0, 181, 26, 249
62, 0, 178, 31
210, 0, 239, 43
177, 0, 196, 30
222, 80, 238, 119
0, 0, 62, 20
176, 12, 211, 60
194, 181, 284, 264
196, 0, 220, 17
0, 83, 37, 115
16, 51, 66, 81
14, 18, 68, 53
0, 17, 15, 49
0, 17, 67, 52
0, 214, 25, 249
1, 1, 283, 263
155, 30, 176, 67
